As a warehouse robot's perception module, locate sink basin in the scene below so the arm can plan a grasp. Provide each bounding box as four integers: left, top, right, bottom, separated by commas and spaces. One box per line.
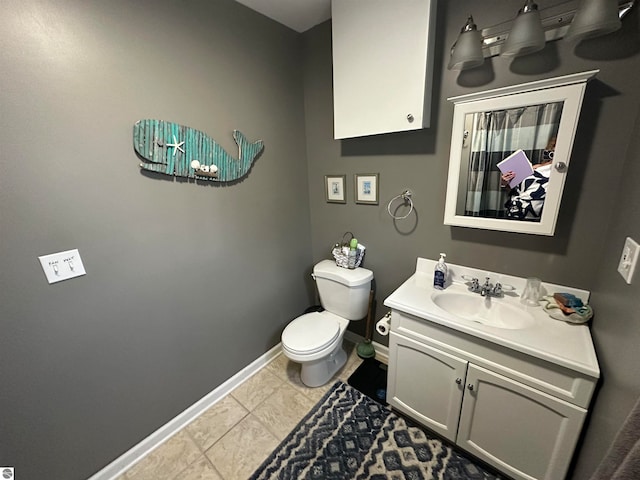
431, 289, 535, 330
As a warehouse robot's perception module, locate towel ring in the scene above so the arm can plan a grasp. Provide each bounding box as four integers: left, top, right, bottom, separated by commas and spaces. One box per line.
387, 189, 414, 220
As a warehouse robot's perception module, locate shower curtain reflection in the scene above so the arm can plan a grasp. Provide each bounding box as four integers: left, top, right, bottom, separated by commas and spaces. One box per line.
464, 102, 563, 219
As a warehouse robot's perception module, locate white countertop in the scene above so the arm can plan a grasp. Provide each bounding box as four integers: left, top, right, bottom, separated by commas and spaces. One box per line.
384, 258, 600, 378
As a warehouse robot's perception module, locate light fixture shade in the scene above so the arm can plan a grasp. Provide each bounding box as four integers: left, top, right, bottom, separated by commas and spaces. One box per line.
502, 1, 546, 57
565, 0, 621, 42
448, 16, 484, 71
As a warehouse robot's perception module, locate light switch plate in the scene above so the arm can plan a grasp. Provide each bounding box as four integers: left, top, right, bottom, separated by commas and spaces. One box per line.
617, 237, 639, 284
38, 249, 86, 284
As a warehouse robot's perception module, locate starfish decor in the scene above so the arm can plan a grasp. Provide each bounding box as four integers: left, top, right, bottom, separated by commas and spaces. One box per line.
166, 135, 185, 157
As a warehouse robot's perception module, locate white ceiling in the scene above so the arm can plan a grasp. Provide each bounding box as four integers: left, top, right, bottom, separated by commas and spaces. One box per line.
235, 0, 331, 33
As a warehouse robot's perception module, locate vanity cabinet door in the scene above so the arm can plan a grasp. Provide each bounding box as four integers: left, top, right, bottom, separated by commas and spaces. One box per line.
387, 332, 467, 442
457, 364, 587, 480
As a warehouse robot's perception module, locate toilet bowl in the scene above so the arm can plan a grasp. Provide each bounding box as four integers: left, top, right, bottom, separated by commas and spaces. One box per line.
282, 311, 349, 387
281, 260, 373, 387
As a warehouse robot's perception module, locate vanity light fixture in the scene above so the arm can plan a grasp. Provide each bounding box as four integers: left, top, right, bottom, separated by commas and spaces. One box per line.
447, 16, 484, 70
501, 0, 546, 57
565, 0, 622, 41
448, 0, 635, 70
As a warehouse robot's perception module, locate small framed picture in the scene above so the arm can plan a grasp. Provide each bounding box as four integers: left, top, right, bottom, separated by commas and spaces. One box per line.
325, 175, 346, 203
355, 173, 379, 205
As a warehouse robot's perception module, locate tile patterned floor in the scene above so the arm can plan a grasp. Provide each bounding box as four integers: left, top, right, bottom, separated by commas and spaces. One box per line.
116, 342, 365, 480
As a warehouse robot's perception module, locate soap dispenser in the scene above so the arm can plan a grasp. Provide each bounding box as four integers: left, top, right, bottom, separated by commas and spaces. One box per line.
434, 253, 447, 290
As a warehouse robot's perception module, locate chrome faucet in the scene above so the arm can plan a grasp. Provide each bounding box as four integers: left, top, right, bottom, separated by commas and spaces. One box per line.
480, 277, 492, 297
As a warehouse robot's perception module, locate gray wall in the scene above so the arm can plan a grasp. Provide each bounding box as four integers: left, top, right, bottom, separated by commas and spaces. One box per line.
0, 1, 312, 479
301, 0, 640, 477
572, 109, 640, 478
3, 0, 640, 479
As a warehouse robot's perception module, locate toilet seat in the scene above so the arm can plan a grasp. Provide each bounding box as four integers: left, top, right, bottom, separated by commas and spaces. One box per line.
281, 311, 342, 355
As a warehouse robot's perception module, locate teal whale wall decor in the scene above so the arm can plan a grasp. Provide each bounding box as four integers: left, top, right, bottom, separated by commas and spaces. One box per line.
133, 120, 264, 182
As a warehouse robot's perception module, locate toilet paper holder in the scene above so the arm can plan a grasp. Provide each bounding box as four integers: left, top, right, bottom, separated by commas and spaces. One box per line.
376, 311, 391, 336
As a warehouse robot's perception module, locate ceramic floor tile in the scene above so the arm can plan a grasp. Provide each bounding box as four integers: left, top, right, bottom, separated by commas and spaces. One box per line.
185, 395, 249, 451
205, 414, 280, 480
115, 339, 383, 480
123, 430, 200, 480
173, 456, 222, 480
230, 367, 284, 411
251, 382, 317, 440
296, 379, 336, 404
265, 352, 298, 383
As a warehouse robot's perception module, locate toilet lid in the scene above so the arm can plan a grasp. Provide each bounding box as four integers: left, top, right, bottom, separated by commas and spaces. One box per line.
282, 312, 341, 355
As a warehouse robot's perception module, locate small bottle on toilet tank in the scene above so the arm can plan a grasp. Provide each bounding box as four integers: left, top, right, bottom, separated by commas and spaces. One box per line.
347, 238, 358, 269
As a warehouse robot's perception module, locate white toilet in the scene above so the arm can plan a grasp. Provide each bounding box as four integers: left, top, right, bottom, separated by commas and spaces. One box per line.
281, 260, 373, 387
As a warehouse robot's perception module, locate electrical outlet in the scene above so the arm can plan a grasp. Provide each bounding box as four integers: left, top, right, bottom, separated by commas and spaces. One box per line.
617, 237, 639, 284
38, 249, 86, 284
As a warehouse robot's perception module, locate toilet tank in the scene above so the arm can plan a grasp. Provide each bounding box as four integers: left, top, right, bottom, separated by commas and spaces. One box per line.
313, 260, 373, 320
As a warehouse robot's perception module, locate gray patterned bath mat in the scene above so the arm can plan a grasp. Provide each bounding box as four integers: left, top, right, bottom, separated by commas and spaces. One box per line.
250, 381, 503, 479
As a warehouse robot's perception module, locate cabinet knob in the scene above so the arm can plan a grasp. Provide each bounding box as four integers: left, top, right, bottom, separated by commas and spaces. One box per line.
455, 378, 462, 384
406, 114, 414, 123
555, 161, 567, 172
467, 384, 474, 391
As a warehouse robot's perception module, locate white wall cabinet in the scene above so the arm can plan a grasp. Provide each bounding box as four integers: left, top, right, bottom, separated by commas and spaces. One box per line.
387, 313, 593, 480
331, 0, 437, 139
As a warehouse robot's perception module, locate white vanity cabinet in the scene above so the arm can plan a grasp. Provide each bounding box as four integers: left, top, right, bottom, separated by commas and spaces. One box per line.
384, 258, 600, 479
387, 312, 594, 480
331, 0, 437, 139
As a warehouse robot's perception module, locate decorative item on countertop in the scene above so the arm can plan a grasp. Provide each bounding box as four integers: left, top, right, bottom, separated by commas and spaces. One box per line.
331, 231, 366, 269
133, 120, 264, 182
539, 294, 593, 324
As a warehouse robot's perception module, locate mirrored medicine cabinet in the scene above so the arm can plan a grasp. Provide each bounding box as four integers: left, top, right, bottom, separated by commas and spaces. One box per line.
444, 70, 598, 236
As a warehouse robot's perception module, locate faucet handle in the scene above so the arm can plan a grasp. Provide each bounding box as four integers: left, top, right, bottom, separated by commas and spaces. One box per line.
493, 282, 503, 297
462, 275, 480, 292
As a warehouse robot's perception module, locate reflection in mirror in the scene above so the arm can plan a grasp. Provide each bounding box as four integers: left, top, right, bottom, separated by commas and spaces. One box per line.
444, 70, 598, 236
460, 102, 563, 222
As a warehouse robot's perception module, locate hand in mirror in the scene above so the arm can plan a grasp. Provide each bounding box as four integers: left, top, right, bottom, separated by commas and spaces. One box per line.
501, 171, 516, 187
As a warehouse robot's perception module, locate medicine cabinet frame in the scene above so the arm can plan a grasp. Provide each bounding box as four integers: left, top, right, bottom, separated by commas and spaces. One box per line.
443, 70, 598, 236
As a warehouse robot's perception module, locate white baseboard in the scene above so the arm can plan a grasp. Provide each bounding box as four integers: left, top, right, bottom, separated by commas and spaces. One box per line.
87, 343, 283, 480
87, 334, 389, 480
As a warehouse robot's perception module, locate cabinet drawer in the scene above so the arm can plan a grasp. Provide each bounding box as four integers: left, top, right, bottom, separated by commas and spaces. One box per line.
393, 311, 596, 408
